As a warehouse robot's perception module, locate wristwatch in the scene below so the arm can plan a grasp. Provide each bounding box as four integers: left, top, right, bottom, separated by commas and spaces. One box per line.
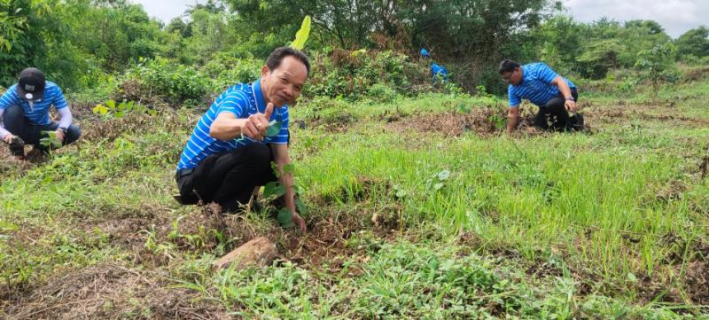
565, 97, 575, 101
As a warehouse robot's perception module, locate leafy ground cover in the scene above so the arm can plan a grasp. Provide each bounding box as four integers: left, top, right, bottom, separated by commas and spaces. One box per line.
1, 78, 708, 319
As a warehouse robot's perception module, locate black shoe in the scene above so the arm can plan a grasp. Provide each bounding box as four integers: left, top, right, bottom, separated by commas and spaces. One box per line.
568, 113, 585, 131
250, 195, 264, 213
8, 136, 25, 159
25, 147, 51, 162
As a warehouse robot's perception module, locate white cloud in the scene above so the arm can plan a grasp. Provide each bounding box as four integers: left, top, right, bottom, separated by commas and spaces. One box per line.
563, 0, 708, 38
130, 0, 205, 24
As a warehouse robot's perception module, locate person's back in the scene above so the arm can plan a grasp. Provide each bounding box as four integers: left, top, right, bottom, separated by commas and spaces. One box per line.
499, 59, 583, 133
507, 62, 575, 108
431, 63, 448, 82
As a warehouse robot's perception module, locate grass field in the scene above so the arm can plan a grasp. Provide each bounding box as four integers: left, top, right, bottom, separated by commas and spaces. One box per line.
1, 77, 708, 319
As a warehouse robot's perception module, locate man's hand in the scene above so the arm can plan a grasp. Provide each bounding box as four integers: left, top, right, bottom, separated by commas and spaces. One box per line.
292, 212, 307, 232
55, 129, 65, 143
506, 107, 520, 134
242, 103, 274, 141
2, 134, 15, 144
565, 99, 578, 112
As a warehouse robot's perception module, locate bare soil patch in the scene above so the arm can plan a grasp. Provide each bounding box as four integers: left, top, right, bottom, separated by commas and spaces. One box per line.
2, 264, 227, 320
387, 110, 540, 137
586, 108, 709, 127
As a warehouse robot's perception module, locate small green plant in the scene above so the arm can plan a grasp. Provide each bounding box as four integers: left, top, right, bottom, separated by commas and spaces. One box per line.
262, 163, 307, 229
92, 99, 154, 119
487, 105, 507, 130
456, 103, 471, 114
39, 131, 62, 149
426, 169, 451, 191
290, 16, 311, 50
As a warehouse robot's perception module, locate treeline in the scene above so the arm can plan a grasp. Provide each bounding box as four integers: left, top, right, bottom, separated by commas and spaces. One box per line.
1, 0, 708, 97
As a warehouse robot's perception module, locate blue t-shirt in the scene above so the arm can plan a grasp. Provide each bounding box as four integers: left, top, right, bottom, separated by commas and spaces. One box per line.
431, 63, 448, 80
0, 81, 69, 125
507, 62, 575, 108
177, 79, 289, 170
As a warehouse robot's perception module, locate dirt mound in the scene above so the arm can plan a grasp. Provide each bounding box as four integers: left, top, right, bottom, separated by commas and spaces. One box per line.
72, 203, 269, 268
81, 110, 191, 143
0, 151, 32, 174
2, 264, 226, 320
81, 216, 156, 249
387, 110, 537, 137
586, 108, 709, 127
684, 260, 709, 308
307, 112, 355, 133
276, 212, 395, 275
683, 66, 709, 82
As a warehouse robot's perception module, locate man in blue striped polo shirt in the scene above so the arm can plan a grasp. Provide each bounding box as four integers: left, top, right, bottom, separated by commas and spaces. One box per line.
175, 47, 309, 231
499, 59, 584, 133
0, 68, 81, 160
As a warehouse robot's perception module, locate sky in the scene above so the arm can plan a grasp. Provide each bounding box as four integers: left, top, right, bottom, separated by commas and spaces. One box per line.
131, 0, 708, 38
562, 0, 709, 38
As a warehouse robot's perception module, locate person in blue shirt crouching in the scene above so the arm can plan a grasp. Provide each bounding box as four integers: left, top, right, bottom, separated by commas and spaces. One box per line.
175, 47, 308, 231
420, 48, 449, 83
0, 68, 81, 160
499, 59, 584, 133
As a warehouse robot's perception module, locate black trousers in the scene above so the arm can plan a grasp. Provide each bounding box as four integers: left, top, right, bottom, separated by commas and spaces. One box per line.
3, 105, 81, 148
175, 143, 278, 212
534, 88, 579, 131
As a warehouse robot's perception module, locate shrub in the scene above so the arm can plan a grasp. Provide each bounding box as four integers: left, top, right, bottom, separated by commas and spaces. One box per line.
367, 83, 397, 103
304, 50, 432, 101
115, 58, 210, 107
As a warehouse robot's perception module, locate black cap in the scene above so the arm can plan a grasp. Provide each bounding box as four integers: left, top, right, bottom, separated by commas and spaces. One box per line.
17, 68, 46, 101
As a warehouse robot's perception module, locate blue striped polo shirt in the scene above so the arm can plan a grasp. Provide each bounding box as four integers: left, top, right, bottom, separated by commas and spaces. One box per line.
177, 79, 289, 170
508, 63, 575, 108
0, 81, 69, 125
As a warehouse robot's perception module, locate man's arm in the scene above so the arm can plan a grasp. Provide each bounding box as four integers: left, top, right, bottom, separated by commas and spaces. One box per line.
210, 113, 250, 140
550, 76, 578, 112
271, 143, 306, 231
0, 109, 11, 141
210, 103, 274, 141
0, 89, 19, 141
507, 107, 520, 134
55, 108, 73, 142
51, 86, 72, 141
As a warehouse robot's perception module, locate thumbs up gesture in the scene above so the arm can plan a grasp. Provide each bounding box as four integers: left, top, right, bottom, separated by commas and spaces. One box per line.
243, 103, 274, 141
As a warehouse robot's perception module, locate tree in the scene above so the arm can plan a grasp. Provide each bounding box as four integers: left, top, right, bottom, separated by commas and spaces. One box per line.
573, 18, 671, 78
675, 26, 709, 59
0, 0, 53, 86
166, 17, 192, 38
635, 42, 678, 102
528, 15, 583, 75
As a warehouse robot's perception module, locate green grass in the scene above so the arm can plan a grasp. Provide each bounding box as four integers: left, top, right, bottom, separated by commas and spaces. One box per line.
1, 79, 708, 318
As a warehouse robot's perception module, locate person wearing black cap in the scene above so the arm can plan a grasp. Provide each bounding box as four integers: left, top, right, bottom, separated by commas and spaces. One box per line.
0, 67, 81, 160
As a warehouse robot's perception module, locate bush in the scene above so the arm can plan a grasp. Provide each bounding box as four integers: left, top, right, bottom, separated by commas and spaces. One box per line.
115, 58, 211, 107
204, 53, 263, 92
367, 83, 397, 103
304, 50, 432, 101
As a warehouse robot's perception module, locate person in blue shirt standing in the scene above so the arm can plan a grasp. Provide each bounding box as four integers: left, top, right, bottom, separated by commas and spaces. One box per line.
0, 68, 81, 160
175, 47, 308, 231
420, 48, 449, 83
499, 59, 583, 133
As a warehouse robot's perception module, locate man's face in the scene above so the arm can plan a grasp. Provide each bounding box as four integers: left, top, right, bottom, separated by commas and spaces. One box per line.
261, 56, 308, 107
501, 67, 523, 86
